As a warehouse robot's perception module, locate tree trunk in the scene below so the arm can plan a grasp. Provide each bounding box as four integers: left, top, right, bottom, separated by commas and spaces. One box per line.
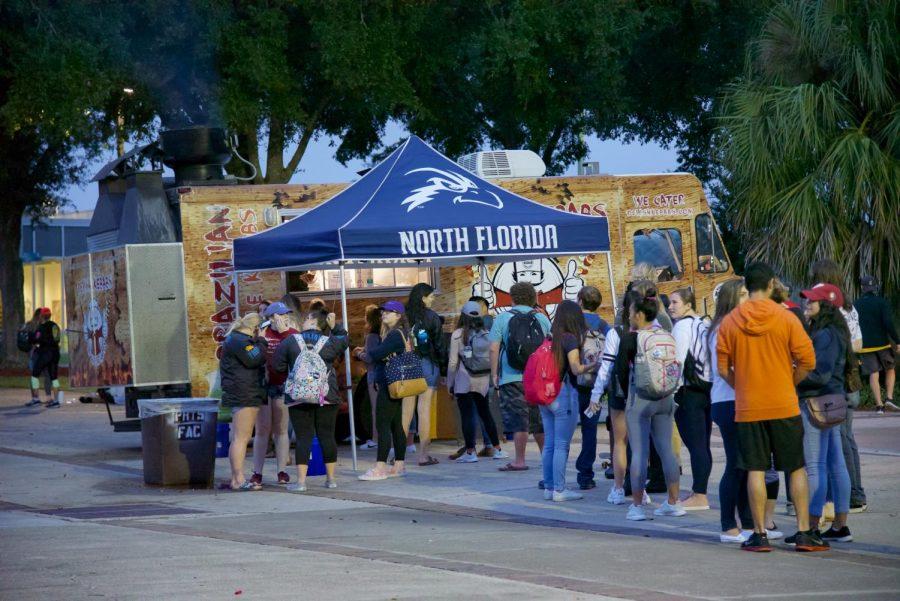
0, 213, 26, 366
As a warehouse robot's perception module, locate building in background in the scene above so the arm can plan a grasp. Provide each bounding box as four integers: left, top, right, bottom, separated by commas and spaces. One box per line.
20, 210, 92, 358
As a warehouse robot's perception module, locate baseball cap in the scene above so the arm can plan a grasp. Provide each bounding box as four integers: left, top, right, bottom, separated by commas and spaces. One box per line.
860, 275, 878, 292
461, 300, 482, 316
263, 301, 292, 317
800, 283, 843, 308
39, 307, 51, 317
380, 300, 405, 314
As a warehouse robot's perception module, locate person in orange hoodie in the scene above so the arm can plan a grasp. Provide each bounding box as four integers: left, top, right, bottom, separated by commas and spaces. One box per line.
717, 262, 823, 552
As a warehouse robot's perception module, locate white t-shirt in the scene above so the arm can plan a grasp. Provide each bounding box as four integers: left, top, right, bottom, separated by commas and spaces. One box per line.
709, 328, 735, 404
841, 306, 863, 352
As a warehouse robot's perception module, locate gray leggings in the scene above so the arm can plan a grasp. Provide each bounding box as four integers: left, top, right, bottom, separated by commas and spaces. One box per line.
626, 394, 680, 494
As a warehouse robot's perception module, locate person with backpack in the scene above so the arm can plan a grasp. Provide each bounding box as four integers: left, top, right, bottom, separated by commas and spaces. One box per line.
446, 301, 506, 463
28, 308, 62, 408
716, 262, 822, 552
354, 301, 413, 481
20, 309, 44, 405
404, 283, 445, 466
670, 288, 713, 511
531, 300, 599, 501
273, 308, 349, 492
219, 313, 269, 491
248, 302, 298, 487
789, 284, 854, 545
615, 288, 685, 521
574, 286, 610, 490
489, 282, 551, 472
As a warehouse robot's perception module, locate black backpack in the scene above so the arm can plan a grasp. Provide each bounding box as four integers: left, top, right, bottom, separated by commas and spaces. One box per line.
16, 327, 32, 353
504, 310, 545, 371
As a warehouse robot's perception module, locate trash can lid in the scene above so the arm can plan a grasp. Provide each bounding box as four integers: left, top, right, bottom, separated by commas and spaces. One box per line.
138, 398, 219, 418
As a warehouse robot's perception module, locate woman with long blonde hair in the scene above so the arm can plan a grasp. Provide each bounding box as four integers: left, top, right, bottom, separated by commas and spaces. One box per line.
220, 312, 268, 490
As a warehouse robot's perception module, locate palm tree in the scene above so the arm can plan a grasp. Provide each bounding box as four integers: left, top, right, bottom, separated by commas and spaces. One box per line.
718, 0, 899, 303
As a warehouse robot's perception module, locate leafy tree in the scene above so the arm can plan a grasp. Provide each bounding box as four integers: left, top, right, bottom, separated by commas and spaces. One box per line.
718, 0, 899, 302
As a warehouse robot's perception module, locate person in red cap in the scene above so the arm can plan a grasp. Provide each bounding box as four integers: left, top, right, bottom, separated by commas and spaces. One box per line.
27, 308, 61, 408
793, 283, 855, 545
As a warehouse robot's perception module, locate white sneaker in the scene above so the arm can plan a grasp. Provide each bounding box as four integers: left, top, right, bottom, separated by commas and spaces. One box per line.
885, 400, 899, 411
552, 489, 584, 502
358, 468, 389, 481
286, 482, 307, 492
719, 531, 751, 543
654, 501, 687, 517
456, 452, 478, 463
626, 504, 648, 521
543, 489, 553, 501
358, 440, 377, 450
492, 449, 510, 459
406, 444, 417, 454
325, 479, 338, 489
642, 490, 653, 506
607, 487, 627, 505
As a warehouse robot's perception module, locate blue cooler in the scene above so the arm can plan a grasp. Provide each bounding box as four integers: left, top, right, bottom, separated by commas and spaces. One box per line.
215, 422, 231, 458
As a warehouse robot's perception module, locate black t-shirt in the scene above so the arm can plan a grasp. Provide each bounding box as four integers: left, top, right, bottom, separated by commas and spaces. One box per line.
33, 321, 60, 352
558, 332, 580, 381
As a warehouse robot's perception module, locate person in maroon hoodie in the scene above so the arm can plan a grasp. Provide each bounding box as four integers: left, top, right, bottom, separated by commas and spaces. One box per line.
251, 302, 299, 486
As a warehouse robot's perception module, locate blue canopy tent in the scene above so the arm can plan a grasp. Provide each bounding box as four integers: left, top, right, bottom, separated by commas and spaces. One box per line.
233, 136, 614, 470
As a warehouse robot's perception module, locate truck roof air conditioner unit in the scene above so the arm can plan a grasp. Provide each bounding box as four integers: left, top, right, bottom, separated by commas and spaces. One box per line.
457, 150, 546, 178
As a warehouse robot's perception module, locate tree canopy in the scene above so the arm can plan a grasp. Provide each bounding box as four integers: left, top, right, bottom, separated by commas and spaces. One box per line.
718, 0, 899, 302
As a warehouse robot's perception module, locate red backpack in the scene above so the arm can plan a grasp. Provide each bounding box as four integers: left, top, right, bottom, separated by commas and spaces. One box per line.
523, 339, 561, 406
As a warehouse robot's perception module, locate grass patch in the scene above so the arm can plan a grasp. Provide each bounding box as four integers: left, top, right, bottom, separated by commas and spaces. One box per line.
0, 375, 72, 390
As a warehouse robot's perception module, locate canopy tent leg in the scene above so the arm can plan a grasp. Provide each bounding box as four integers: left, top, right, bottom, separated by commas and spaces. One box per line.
478, 258, 486, 298
605, 251, 618, 320
339, 264, 358, 472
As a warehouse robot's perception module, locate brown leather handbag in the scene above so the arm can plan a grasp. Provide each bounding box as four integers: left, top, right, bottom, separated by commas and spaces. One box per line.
805, 393, 848, 429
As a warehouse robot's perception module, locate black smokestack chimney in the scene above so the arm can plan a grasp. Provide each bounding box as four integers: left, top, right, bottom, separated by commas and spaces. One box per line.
159, 126, 232, 185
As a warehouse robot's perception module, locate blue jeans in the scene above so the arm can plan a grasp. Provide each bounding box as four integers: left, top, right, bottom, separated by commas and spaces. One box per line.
540, 382, 580, 492
575, 386, 599, 486
801, 404, 850, 517
711, 401, 753, 532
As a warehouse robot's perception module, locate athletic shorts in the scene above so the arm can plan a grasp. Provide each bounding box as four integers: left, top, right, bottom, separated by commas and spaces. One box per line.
736, 415, 805, 473
859, 348, 896, 376
608, 395, 627, 412
499, 382, 543, 435
31, 350, 60, 380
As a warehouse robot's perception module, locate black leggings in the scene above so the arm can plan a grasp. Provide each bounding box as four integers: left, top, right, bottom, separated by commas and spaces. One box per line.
289, 404, 338, 465
674, 387, 713, 494
456, 392, 500, 450
376, 385, 406, 463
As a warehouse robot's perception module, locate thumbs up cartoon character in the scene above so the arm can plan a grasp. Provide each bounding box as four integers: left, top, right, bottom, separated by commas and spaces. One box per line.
474, 258, 584, 319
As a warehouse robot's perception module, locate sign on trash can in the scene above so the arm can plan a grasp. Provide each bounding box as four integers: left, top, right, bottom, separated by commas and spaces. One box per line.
138, 398, 219, 487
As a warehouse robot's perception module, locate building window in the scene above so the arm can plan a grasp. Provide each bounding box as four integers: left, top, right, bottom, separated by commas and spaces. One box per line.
633, 228, 683, 282
286, 266, 432, 294
695, 214, 729, 273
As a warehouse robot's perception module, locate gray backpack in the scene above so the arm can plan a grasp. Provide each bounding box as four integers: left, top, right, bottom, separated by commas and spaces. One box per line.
633, 327, 680, 400
460, 330, 491, 375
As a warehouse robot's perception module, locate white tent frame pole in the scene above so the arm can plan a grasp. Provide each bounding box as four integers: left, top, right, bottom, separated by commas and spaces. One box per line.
478, 258, 486, 297
605, 251, 618, 318
339, 263, 358, 472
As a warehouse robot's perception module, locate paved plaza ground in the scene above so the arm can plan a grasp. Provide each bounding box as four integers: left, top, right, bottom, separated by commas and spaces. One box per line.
1, 388, 898, 600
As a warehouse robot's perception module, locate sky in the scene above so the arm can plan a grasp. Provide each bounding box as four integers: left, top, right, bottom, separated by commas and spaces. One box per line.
64, 121, 679, 211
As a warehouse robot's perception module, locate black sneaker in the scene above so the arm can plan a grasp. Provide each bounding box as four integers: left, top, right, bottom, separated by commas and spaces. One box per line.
46, 400, 60, 408
604, 465, 615, 480
849, 502, 868, 514
538, 480, 545, 490
794, 529, 830, 552
25, 398, 42, 407
821, 526, 853, 542
579, 480, 597, 490
741, 532, 772, 552
876, 405, 885, 415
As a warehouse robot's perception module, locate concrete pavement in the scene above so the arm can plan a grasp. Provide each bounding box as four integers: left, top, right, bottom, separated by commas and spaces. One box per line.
1, 388, 899, 600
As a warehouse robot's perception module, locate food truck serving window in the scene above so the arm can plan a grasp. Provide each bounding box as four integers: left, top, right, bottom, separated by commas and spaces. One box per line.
695, 214, 729, 274
633, 228, 684, 282
287, 267, 431, 294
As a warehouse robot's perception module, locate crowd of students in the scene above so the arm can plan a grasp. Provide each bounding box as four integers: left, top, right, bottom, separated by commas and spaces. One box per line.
217, 260, 897, 553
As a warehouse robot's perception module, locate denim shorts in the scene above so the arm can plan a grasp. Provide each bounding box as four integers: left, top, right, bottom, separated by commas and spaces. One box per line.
421, 356, 440, 388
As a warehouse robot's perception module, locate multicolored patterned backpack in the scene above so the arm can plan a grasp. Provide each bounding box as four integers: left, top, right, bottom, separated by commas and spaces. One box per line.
284, 335, 330, 407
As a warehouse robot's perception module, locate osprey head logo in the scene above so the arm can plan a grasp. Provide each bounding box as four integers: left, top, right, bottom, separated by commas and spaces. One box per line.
401, 168, 503, 212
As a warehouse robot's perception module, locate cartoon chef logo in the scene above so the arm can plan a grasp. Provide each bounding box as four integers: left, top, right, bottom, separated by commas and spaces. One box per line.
83, 297, 108, 367
401, 168, 504, 212
473, 258, 584, 319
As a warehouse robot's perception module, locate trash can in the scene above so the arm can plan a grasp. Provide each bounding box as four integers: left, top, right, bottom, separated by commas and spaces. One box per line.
139, 398, 219, 487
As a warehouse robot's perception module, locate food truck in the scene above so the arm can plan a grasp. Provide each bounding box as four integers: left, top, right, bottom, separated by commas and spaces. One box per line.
65, 127, 734, 437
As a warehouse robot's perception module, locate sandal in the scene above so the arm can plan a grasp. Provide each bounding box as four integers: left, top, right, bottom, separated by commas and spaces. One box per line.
418, 456, 439, 466
229, 481, 262, 491
498, 463, 529, 472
